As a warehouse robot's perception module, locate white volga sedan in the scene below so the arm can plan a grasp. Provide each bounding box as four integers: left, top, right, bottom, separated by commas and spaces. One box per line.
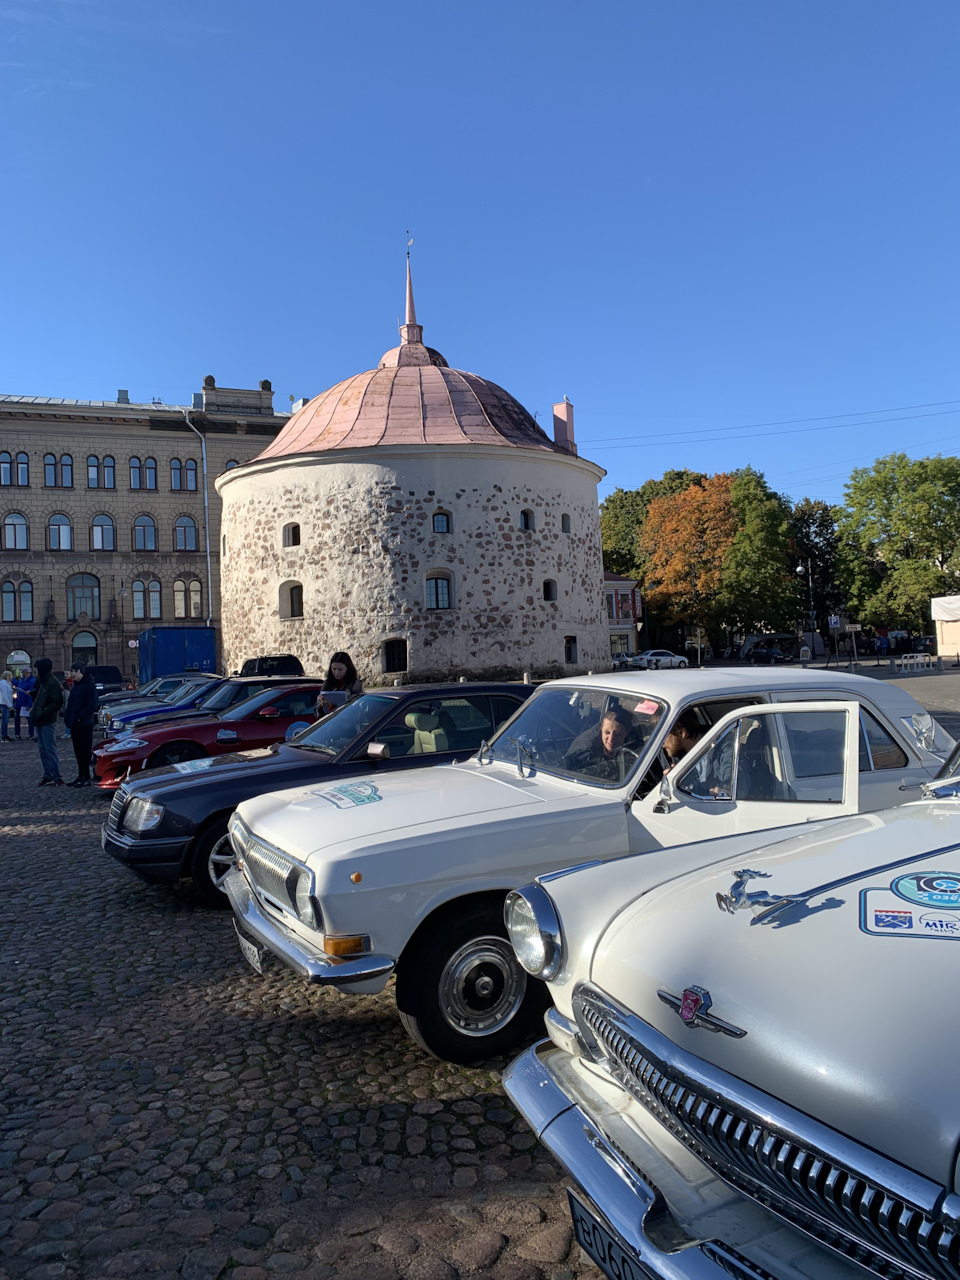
504, 777, 960, 1280
222, 667, 952, 1063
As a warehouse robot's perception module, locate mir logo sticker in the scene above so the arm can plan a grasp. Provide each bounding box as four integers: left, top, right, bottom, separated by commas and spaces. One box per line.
919, 913, 960, 936
313, 781, 383, 809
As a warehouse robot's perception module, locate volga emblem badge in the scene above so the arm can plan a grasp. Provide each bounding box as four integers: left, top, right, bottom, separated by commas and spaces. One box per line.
658, 986, 747, 1038
679, 986, 710, 1022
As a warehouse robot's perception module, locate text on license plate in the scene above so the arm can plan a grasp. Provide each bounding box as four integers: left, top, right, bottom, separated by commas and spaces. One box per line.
568, 1190, 650, 1280
234, 920, 264, 974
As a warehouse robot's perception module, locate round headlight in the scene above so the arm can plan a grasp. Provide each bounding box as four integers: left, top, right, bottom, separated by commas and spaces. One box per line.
504, 884, 563, 980
294, 870, 320, 928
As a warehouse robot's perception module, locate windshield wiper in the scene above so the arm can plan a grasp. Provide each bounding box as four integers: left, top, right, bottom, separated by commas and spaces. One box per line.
506, 735, 538, 778
294, 742, 337, 755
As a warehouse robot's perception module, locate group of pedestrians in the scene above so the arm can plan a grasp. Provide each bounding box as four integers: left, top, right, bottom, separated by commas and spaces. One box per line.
0, 660, 99, 787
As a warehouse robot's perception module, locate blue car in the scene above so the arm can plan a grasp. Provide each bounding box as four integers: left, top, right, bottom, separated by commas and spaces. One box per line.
103, 677, 226, 735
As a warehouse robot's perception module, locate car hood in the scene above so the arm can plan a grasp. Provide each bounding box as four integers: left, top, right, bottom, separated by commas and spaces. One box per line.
588, 800, 960, 1186
236, 761, 567, 864
123, 706, 214, 726
125, 744, 317, 794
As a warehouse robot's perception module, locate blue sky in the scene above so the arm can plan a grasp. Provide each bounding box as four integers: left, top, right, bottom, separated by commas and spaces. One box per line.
2, 0, 957, 507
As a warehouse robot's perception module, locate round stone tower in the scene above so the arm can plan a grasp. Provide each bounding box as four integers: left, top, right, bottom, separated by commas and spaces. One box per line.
215, 265, 608, 682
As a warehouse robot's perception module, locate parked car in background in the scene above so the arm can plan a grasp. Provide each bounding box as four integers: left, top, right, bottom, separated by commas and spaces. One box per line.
222, 668, 951, 1062
103, 676, 316, 736
238, 655, 304, 677
743, 645, 788, 665
504, 779, 960, 1280
610, 652, 631, 671
93, 682, 326, 789
631, 649, 688, 669
97, 673, 215, 711
83, 665, 124, 695
99, 676, 223, 732
102, 683, 532, 906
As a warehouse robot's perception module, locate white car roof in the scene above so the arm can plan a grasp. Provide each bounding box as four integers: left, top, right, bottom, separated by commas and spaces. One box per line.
546, 667, 926, 718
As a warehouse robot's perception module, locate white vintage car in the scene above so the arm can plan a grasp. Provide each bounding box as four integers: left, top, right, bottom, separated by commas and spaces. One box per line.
223, 669, 952, 1063
503, 779, 960, 1280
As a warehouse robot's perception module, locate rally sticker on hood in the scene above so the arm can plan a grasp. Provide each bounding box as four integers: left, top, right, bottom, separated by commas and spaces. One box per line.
860, 888, 960, 940
890, 871, 960, 910
172, 758, 215, 774
311, 781, 383, 809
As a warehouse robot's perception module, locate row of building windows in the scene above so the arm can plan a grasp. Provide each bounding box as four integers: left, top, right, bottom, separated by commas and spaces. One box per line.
0, 453, 240, 489
276, 573, 560, 619
277, 510, 572, 550
0, 575, 203, 623
2, 512, 199, 552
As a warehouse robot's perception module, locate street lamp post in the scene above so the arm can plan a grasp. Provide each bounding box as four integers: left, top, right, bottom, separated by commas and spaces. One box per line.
797, 561, 815, 656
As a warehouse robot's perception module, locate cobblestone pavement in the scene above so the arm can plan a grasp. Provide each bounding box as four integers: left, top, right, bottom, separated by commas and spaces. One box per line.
0, 743, 599, 1280
2, 674, 957, 1280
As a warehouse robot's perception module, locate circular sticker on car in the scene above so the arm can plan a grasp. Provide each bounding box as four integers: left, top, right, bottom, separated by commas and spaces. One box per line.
891, 872, 960, 910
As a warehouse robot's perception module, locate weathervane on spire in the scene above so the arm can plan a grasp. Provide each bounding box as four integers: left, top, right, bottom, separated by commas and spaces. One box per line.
400, 229, 421, 344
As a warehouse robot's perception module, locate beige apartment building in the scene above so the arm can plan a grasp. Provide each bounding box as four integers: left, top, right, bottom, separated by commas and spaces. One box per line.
0, 378, 286, 677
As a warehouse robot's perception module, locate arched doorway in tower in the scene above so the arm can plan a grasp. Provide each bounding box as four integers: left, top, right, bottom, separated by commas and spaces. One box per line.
72, 631, 98, 667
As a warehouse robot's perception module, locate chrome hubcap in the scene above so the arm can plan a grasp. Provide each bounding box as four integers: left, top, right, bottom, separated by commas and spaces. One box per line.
439, 935, 526, 1037
207, 834, 235, 892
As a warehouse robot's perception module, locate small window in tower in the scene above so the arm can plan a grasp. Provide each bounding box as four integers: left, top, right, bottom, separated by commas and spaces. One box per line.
432, 511, 451, 534
282, 522, 301, 548
520, 509, 535, 531
542, 579, 558, 602
279, 580, 304, 619
564, 635, 578, 664
561, 513, 571, 533
383, 638, 407, 674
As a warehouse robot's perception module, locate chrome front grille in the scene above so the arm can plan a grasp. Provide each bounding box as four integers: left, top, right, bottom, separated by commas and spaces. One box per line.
108, 786, 128, 832
240, 835, 298, 917
574, 984, 959, 1280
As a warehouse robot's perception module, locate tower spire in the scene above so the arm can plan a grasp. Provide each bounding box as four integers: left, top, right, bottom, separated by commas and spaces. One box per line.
398, 236, 424, 348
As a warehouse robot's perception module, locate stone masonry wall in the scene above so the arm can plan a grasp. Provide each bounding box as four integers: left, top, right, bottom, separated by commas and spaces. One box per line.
217, 447, 608, 683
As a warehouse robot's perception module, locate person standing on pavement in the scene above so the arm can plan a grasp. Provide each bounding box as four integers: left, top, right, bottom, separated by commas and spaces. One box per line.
0, 672, 13, 743
63, 662, 98, 787
29, 657, 64, 786
14, 670, 35, 740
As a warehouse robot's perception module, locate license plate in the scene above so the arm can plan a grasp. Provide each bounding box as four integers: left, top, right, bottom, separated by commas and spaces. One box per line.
568, 1190, 651, 1280
234, 920, 266, 975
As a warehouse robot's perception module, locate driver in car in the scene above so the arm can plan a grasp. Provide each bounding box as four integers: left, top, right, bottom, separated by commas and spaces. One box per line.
565, 705, 638, 783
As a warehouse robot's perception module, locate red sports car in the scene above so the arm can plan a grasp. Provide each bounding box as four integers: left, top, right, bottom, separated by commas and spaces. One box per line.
93, 683, 325, 789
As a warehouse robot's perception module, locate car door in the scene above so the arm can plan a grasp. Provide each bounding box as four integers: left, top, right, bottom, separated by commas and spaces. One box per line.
767, 690, 930, 809
627, 700, 860, 852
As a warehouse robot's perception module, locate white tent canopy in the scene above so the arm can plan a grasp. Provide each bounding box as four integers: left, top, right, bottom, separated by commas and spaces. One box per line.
931, 595, 960, 622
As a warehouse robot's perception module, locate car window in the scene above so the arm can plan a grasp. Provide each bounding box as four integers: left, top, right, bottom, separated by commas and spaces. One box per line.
861, 709, 908, 770
167, 681, 209, 705
354, 694, 499, 760
635, 697, 762, 799
487, 687, 665, 787
272, 689, 321, 716
290, 694, 396, 756
491, 695, 523, 733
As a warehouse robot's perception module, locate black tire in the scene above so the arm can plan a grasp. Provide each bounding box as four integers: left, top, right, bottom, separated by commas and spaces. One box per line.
395, 901, 550, 1064
148, 741, 207, 768
678, 659, 688, 668
190, 820, 233, 909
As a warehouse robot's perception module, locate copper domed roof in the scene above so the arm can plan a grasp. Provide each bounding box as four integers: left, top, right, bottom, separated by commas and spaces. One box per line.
255, 261, 565, 462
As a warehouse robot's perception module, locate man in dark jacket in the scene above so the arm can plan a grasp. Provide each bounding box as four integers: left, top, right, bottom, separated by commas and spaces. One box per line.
63, 662, 99, 787
29, 657, 64, 786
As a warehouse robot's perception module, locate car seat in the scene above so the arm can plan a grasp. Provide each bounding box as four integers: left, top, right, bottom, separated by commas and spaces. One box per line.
405, 712, 449, 754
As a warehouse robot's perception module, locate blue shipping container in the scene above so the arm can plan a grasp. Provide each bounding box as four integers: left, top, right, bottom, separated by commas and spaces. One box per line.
138, 627, 217, 682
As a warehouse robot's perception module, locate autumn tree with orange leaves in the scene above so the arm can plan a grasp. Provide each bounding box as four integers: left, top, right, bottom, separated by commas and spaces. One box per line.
639, 474, 739, 630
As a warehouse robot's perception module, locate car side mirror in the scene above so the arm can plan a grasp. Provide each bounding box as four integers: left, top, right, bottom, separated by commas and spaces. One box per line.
366, 741, 390, 761
258, 707, 280, 719
652, 773, 674, 814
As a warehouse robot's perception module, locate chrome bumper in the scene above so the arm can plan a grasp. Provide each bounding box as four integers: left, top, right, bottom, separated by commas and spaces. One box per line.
224, 865, 396, 987
504, 1040, 774, 1280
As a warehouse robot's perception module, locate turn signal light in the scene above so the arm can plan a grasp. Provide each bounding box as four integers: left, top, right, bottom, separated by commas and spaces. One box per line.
323, 935, 369, 957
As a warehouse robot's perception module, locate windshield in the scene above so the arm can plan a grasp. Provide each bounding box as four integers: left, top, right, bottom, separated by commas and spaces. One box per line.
288, 693, 396, 755
165, 680, 209, 705
194, 682, 246, 712
487, 686, 666, 786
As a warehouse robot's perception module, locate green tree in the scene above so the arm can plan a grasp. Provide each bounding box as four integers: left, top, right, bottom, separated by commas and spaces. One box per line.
720, 469, 801, 633
789, 498, 844, 631
838, 453, 960, 629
